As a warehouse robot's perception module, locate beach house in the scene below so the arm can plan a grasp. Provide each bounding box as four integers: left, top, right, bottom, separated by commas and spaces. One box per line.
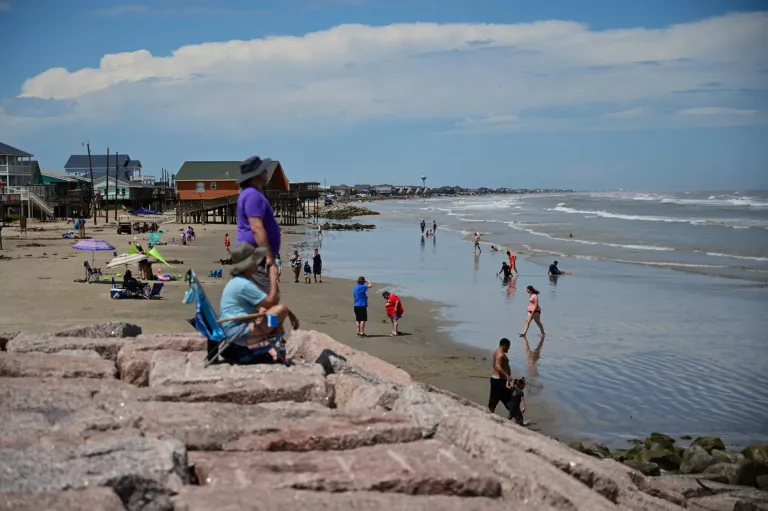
373, 184, 393, 196
0, 142, 35, 188
64, 154, 143, 180
174, 160, 318, 225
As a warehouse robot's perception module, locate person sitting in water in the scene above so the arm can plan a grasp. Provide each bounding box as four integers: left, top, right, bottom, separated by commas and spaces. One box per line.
548, 260, 572, 276
219, 244, 299, 364
491, 245, 499, 252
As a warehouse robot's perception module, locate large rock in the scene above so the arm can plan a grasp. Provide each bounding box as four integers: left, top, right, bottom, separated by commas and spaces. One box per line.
0, 489, 125, 511
134, 377, 331, 406
703, 462, 740, 484
0, 437, 187, 511
0, 377, 140, 447
147, 349, 324, 387
117, 335, 206, 386
174, 489, 512, 511
190, 440, 501, 497
641, 474, 768, 510
55, 322, 142, 338
623, 460, 661, 476
328, 372, 401, 411
288, 329, 412, 384
7, 333, 127, 361
744, 444, 768, 462
712, 449, 746, 465
645, 433, 676, 451
687, 487, 768, 511
132, 401, 423, 451
639, 449, 682, 471
0, 332, 18, 351
0, 352, 117, 379
680, 445, 716, 474
736, 460, 768, 488
691, 436, 726, 453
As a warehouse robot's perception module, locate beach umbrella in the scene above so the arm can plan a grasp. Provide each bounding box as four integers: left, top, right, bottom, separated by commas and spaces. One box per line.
148, 232, 163, 246
147, 246, 171, 267
106, 253, 147, 269
73, 238, 116, 261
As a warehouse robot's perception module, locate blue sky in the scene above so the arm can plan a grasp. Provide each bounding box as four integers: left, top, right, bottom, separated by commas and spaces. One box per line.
1, 0, 766, 189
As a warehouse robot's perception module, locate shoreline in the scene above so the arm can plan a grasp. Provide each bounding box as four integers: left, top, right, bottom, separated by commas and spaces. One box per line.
0, 216, 761, 450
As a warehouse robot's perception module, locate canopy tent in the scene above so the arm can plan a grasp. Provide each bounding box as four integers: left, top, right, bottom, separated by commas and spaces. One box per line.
129, 207, 158, 215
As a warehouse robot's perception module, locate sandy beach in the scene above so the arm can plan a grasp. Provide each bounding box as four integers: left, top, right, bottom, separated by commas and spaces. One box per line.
0, 216, 563, 432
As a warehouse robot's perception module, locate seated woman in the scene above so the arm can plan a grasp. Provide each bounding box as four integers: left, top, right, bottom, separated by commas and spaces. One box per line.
122, 270, 148, 295
219, 244, 299, 364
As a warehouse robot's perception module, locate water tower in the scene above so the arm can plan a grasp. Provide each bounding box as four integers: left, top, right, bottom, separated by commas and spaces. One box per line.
421, 175, 427, 189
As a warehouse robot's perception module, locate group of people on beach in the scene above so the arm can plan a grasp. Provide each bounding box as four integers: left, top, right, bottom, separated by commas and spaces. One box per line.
285, 248, 323, 284
420, 218, 437, 237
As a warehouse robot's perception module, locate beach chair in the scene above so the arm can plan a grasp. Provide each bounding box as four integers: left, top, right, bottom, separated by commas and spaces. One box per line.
83, 261, 102, 283
143, 282, 164, 299
183, 269, 285, 368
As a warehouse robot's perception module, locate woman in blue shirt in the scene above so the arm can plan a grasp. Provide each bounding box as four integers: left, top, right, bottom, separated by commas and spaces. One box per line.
353, 276, 372, 338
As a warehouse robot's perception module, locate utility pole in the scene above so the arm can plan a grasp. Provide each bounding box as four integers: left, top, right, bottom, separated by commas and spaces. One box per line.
105, 147, 110, 222
86, 142, 97, 225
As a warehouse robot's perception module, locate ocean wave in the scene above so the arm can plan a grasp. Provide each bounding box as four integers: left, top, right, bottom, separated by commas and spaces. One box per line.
505, 222, 675, 251
705, 252, 768, 262
660, 196, 768, 208
548, 206, 767, 229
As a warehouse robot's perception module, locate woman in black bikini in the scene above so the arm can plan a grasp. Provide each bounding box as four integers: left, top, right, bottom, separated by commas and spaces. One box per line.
520, 285, 544, 337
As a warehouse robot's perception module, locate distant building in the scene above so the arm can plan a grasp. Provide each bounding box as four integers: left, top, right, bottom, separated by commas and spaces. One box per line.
353, 184, 371, 195
373, 184, 393, 195
0, 141, 34, 188
174, 160, 289, 201
64, 154, 142, 180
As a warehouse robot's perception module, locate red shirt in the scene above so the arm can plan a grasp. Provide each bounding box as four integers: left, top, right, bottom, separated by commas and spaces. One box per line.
385, 293, 404, 316
224, 235, 230, 247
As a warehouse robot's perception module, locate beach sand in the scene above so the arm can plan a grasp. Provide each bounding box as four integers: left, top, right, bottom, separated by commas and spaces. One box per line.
0, 217, 563, 432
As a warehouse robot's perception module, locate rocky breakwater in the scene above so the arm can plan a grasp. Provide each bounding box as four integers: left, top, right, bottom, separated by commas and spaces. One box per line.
321, 221, 376, 231
0, 324, 766, 511
322, 204, 380, 220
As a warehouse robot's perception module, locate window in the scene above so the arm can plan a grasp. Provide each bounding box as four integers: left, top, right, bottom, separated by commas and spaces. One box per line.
121, 188, 126, 196
210, 182, 217, 190
196, 182, 204, 193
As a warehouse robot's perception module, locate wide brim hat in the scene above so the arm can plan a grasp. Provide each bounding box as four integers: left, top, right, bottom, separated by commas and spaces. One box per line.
230, 243, 268, 276
238, 155, 272, 184
357, 276, 366, 283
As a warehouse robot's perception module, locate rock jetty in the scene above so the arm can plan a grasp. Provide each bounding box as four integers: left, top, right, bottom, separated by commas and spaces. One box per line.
1, 323, 767, 510
322, 204, 380, 220
321, 221, 376, 231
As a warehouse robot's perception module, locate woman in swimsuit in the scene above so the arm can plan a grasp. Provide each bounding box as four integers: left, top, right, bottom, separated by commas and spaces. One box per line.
520, 285, 545, 337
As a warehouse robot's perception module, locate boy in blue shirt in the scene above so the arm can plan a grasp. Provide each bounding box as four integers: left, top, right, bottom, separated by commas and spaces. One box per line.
219, 244, 299, 364
353, 276, 372, 338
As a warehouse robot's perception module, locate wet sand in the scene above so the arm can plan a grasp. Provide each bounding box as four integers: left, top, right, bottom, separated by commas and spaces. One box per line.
0, 217, 564, 433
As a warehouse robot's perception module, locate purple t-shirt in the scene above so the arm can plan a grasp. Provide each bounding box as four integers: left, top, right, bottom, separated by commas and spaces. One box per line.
236, 186, 281, 255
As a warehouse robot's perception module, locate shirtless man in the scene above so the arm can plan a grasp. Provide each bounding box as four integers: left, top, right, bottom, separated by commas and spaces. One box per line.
489, 338, 513, 415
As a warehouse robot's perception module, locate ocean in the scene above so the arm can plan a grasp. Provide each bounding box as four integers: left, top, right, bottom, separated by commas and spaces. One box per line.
311, 190, 768, 448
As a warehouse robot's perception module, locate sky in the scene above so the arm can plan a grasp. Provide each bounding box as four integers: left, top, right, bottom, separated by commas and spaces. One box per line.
1, 0, 767, 190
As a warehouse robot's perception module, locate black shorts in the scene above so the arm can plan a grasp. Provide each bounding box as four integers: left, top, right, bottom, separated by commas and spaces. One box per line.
488, 377, 511, 410
313, 267, 321, 275
354, 306, 368, 322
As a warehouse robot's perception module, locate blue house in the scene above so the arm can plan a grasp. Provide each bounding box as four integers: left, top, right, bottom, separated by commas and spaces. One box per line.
64, 154, 142, 181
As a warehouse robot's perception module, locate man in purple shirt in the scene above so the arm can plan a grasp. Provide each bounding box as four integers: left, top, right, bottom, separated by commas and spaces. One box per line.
236, 155, 281, 268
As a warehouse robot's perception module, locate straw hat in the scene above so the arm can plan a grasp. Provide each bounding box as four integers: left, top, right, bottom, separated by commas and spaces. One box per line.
230, 244, 267, 276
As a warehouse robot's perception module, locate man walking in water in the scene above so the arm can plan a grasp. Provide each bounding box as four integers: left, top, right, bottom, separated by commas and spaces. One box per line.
432, 220, 437, 234
474, 232, 482, 254
420, 219, 426, 234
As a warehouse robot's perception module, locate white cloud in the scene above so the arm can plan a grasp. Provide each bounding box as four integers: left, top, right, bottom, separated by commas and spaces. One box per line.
602, 108, 648, 119
677, 107, 760, 116
7, 12, 768, 136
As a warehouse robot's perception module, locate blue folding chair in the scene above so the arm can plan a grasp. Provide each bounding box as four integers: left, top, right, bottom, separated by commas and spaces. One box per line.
183, 269, 285, 367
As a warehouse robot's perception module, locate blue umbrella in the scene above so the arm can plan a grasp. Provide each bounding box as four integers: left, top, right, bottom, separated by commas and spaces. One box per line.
73, 238, 116, 261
